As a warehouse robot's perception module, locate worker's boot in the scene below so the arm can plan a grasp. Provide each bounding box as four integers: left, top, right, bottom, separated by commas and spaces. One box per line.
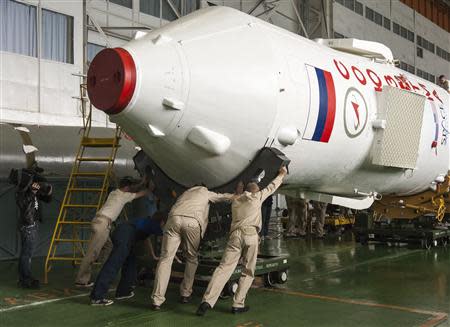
231, 306, 250, 314
196, 302, 211, 316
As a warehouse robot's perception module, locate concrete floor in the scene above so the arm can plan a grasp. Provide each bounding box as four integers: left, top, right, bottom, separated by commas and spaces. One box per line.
0, 234, 449, 326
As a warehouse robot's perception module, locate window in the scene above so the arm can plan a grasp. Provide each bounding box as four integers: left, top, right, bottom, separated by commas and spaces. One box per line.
141, 0, 177, 21
399, 62, 415, 75
344, 0, 355, 11
383, 17, 390, 30
365, 6, 387, 26
393, 22, 400, 35
355, 1, 363, 15
419, 70, 428, 80
0, 0, 37, 57
418, 35, 436, 54
42, 9, 74, 64
417, 35, 422, 47
393, 23, 414, 42
416, 69, 435, 83
110, 0, 132, 8
417, 47, 423, 58
87, 43, 105, 65
374, 12, 382, 26
400, 26, 407, 38
437, 47, 450, 62
365, 7, 374, 21
140, 0, 196, 20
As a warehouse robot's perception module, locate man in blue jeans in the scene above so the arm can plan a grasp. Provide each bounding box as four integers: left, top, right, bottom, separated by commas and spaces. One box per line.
13, 168, 52, 289
90, 213, 166, 306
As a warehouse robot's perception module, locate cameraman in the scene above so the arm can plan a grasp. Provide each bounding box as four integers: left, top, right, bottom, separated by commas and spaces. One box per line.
16, 178, 52, 289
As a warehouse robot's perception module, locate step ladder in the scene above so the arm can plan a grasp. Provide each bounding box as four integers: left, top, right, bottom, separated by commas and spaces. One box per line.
44, 84, 122, 283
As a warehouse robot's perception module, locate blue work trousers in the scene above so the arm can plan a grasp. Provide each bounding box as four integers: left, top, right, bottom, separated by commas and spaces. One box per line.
90, 223, 137, 300
18, 223, 39, 283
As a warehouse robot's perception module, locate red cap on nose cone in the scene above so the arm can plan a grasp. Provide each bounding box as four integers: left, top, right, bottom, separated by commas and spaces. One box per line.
87, 48, 136, 115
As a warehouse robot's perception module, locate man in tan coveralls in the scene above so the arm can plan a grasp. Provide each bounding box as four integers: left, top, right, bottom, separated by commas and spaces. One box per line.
310, 200, 327, 238
151, 186, 234, 309
196, 166, 287, 316
75, 177, 149, 287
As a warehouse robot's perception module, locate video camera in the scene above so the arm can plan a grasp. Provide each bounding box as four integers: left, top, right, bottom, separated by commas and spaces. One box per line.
8, 165, 51, 195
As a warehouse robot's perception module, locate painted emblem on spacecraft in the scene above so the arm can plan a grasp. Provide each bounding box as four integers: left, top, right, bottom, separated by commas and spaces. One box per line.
343, 87, 367, 138
303, 65, 336, 143
438, 104, 448, 146
430, 102, 440, 149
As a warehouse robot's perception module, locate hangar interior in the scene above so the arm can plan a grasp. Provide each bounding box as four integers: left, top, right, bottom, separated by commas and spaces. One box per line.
0, 0, 450, 326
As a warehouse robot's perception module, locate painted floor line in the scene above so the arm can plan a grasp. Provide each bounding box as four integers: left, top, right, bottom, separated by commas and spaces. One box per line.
264, 288, 448, 327
0, 287, 119, 314
0, 292, 89, 313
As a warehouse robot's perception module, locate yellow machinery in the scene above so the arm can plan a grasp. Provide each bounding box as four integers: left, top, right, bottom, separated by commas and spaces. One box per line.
372, 173, 450, 222
325, 215, 355, 229
44, 84, 121, 283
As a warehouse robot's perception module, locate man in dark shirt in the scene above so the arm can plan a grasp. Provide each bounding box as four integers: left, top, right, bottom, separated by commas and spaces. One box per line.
90, 212, 166, 306
16, 180, 52, 289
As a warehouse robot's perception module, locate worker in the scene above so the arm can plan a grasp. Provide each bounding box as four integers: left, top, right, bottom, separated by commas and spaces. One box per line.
75, 176, 149, 288
285, 196, 298, 236
286, 197, 308, 237
311, 200, 327, 239
90, 212, 166, 306
438, 75, 449, 93
196, 166, 287, 316
260, 195, 273, 240
150, 186, 235, 310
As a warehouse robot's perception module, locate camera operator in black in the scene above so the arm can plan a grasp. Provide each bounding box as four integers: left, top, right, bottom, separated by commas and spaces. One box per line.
13, 168, 52, 289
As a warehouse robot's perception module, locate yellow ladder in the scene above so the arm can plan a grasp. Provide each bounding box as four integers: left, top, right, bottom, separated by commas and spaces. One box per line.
44, 85, 121, 283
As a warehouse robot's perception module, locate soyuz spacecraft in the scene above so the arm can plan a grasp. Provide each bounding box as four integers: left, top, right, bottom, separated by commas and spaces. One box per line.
87, 6, 449, 209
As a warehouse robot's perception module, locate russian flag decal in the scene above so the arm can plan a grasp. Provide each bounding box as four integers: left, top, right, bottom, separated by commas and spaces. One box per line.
303, 65, 336, 143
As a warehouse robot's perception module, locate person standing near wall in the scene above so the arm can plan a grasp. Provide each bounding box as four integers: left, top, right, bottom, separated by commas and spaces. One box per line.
438, 75, 449, 93
13, 168, 52, 289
